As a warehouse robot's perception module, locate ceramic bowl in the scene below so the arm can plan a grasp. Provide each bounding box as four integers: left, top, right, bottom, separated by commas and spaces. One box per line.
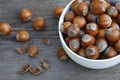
58, 0, 120, 69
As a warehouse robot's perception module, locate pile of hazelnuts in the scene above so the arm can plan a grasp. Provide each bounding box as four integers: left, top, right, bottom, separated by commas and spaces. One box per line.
60, 0, 120, 59
0, 9, 46, 42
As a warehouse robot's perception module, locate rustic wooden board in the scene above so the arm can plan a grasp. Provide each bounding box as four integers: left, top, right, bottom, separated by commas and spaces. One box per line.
0, 0, 120, 80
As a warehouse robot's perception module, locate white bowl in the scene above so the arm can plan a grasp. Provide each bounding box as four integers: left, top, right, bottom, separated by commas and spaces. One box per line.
58, 0, 120, 69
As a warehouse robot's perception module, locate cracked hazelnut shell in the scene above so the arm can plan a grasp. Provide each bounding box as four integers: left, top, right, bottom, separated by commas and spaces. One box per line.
30, 65, 42, 74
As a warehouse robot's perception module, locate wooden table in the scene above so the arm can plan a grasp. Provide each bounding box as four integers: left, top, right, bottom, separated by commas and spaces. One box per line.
0, 0, 120, 80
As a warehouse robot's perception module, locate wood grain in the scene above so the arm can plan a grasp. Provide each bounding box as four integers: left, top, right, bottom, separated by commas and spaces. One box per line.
0, 0, 120, 80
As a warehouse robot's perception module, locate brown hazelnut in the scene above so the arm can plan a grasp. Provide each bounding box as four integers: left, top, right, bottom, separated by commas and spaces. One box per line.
117, 14, 120, 24
70, 0, 83, 11
0, 22, 12, 36
18, 63, 31, 74
78, 48, 86, 57
16, 30, 29, 42
96, 38, 108, 53
67, 24, 80, 37
110, 22, 119, 30
75, 2, 88, 16
85, 45, 99, 59
30, 65, 42, 74
83, 0, 91, 6
64, 36, 71, 45
20, 9, 32, 21
65, 11, 75, 22
57, 48, 69, 60
115, 2, 120, 12
60, 22, 72, 34
73, 16, 86, 29
69, 37, 80, 52
98, 14, 112, 29
86, 22, 99, 36
81, 34, 95, 48
33, 17, 46, 30
106, 28, 120, 42
53, 7, 64, 18
114, 39, 120, 52
90, 0, 107, 15
97, 29, 106, 38
86, 12, 98, 22
106, 6, 118, 18
104, 47, 118, 58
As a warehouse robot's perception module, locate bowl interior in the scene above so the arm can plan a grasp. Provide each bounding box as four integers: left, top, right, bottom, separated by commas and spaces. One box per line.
58, 0, 120, 63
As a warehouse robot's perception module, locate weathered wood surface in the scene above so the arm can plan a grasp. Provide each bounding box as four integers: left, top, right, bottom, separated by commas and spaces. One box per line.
0, 0, 120, 80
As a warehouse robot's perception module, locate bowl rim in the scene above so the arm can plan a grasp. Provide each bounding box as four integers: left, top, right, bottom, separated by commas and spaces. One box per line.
58, 0, 120, 63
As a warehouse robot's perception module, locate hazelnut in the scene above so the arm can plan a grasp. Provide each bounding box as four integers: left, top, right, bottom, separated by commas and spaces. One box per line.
40, 58, 51, 70
83, 0, 91, 6
64, 36, 71, 45
69, 37, 80, 52
16, 30, 29, 42
70, 0, 83, 11
110, 22, 119, 30
73, 16, 86, 29
85, 45, 99, 59
60, 21, 72, 34
0, 22, 12, 36
117, 14, 120, 24
106, 6, 118, 18
67, 24, 80, 37
104, 47, 118, 58
106, 28, 120, 42
57, 48, 69, 60
114, 39, 120, 52
18, 63, 31, 74
96, 38, 108, 53
81, 34, 95, 48
86, 12, 98, 22
78, 48, 86, 57
90, 0, 107, 15
86, 22, 99, 36
65, 11, 76, 22
115, 2, 120, 12
33, 17, 46, 30
75, 2, 88, 16
98, 14, 112, 29
97, 29, 106, 38
27, 46, 39, 57
30, 65, 42, 74
53, 7, 64, 18
20, 9, 32, 21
